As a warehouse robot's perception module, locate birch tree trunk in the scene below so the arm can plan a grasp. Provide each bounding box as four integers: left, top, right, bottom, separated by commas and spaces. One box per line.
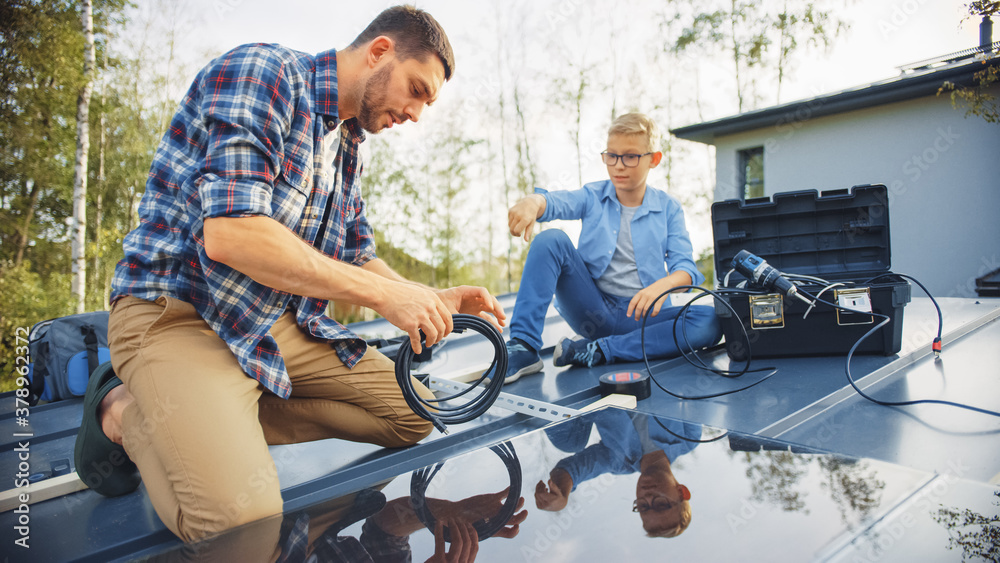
71, 0, 95, 313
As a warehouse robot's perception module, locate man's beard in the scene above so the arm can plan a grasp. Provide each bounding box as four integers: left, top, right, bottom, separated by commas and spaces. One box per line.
357, 62, 396, 134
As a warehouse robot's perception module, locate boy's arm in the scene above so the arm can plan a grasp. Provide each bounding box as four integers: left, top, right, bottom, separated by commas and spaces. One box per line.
628, 199, 703, 320
534, 467, 573, 512
508, 186, 593, 242
508, 194, 547, 242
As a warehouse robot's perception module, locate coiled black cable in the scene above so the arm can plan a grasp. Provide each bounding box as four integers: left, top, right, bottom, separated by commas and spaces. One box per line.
409, 441, 522, 542
395, 314, 507, 433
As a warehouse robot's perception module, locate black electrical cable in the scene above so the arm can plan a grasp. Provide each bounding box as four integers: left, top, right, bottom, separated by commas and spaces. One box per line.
395, 314, 507, 433
648, 269, 998, 417
859, 272, 943, 352
669, 288, 771, 377
797, 280, 1000, 419
409, 441, 522, 542
653, 416, 729, 444
640, 285, 779, 400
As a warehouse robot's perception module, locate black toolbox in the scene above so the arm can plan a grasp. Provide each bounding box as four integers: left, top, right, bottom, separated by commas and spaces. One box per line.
711, 184, 911, 361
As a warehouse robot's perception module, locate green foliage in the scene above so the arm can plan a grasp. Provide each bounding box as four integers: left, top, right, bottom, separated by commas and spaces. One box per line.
939, 62, 1000, 123
932, 490, 1000, 562
697, 248, 715, 288
966, 1, 1000, 18
0, 261, 76, 391
672, 0, 848, 111
935, 3, 1000, 123
0, 0, 157, 390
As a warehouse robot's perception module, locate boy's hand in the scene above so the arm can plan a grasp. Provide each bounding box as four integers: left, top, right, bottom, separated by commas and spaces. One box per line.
628, 283, 670, 320
534, 468, 573, 511
508, 194, 546, 242
627, 271, 694, 320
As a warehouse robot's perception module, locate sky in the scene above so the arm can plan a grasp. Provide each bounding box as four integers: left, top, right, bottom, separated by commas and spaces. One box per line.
167, 0, 985, 107
126, 0, 989, 258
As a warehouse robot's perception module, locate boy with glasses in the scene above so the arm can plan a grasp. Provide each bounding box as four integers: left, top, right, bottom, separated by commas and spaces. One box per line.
504, 113, 720, 382
535, 410, 699, 538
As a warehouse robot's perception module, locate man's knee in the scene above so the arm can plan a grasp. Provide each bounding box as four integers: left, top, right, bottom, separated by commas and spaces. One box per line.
380, 412, 433, 448
176, 482, 284, 543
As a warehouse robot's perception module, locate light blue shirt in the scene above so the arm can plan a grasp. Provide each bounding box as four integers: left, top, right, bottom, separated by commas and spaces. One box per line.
553, 410, 702, 491
536, 180, 704, 288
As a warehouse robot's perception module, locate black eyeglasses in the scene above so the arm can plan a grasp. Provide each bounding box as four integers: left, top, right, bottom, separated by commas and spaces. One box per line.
633, 498, 677, 513
601, 151, 652, 168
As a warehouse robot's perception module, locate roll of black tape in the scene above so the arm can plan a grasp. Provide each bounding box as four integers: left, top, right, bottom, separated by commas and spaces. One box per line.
598, 371, 651, 400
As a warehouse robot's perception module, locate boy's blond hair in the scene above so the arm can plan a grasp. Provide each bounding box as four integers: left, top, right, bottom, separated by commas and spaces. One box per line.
644, 500, 692, 538
608, 113, 660, 153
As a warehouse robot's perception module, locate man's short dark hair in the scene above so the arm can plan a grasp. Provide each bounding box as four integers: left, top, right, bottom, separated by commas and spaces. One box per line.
349, 5, 455, 80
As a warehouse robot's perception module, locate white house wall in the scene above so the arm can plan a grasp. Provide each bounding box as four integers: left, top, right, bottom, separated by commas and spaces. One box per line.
712, 88, 1000, 298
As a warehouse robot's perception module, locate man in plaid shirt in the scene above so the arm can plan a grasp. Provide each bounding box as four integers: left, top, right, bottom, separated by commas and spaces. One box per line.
79, 5, 506, 546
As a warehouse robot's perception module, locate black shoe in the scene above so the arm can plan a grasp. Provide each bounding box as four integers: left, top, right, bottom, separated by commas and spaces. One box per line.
74, 362, 141, 497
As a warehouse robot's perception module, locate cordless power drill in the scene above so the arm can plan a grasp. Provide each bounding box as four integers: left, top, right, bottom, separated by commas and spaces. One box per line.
731, 250, 812, 305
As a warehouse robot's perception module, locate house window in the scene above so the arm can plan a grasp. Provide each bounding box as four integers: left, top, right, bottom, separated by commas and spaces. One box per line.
739, 147, 764, 200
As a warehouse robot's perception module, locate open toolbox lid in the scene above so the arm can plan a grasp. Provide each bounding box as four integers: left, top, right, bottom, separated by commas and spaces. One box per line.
712, 184, 891, 284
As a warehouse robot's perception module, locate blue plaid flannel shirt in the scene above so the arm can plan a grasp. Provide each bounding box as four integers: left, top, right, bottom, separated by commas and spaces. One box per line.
111, 44, 375, 398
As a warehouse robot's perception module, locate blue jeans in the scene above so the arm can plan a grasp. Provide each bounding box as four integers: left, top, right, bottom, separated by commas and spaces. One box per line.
509, 230, 721, 363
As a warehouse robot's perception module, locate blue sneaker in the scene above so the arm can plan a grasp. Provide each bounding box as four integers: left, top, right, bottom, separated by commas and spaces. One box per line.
504, 339, 543, 384
553, 337, 604, 368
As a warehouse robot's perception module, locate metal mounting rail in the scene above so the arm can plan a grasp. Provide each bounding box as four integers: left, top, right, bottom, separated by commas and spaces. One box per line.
426, 376, 581, 422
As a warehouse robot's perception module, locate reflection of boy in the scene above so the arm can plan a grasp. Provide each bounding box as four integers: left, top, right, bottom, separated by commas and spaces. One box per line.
535, 410, 700, 538
504, 113, 720, 382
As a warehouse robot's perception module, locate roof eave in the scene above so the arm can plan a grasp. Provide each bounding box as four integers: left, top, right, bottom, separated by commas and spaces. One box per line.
670, 57, 999, 145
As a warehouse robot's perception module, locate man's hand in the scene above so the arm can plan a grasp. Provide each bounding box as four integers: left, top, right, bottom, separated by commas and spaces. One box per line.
627, 271, 694, 320
436, 286, 507, 333
534, 468, 573, 512
378, 281, 455, 354
433, 490, 528, 539
490, 497, 527, 539
426, 519, 478, 563
508, 194, 546, 242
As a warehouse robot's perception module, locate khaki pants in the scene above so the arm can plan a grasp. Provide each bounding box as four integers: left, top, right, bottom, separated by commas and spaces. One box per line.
108, 295, 433, 544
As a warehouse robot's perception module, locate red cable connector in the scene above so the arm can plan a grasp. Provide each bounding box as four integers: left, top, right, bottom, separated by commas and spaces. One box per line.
932, 337, 942, 358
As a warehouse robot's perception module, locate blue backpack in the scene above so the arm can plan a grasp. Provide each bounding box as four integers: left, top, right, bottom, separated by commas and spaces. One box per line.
26, 311, 111, 405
